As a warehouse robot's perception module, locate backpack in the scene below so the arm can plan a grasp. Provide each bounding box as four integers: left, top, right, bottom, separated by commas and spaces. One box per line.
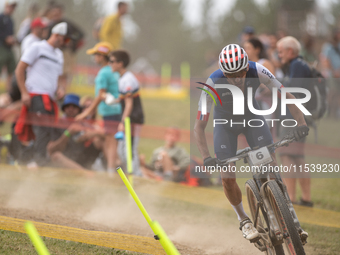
304, 66, 328, 122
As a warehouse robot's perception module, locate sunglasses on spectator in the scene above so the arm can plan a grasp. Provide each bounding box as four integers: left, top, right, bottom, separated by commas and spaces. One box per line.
109, 59, 119, 64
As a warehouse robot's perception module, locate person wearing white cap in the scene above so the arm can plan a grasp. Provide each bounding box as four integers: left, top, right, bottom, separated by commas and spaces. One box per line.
0, 0, 18, 91
14, 22, 68, 168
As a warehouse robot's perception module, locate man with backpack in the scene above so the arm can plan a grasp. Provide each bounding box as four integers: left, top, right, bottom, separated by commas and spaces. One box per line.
277, 36, 316, 207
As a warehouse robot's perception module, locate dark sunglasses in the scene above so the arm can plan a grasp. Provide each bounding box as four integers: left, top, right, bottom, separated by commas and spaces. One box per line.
109, 59, 119, 64
224, 69, 247, 78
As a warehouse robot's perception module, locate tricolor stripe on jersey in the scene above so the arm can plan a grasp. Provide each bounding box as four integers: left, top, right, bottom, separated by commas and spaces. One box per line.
197, 111, 210, 121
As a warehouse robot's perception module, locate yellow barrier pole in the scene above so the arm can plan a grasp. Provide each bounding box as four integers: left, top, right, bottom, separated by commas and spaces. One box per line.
180, 62, 190, 87
117, 167, 152, 224
24, 221, 50, 255
124, 117, 133, 186
161, 63, 172, 87
116, 167, 180, 255
151, 221, 180, 255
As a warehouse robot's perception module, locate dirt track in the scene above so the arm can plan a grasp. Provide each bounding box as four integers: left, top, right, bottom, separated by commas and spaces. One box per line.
0, 166, 267, 254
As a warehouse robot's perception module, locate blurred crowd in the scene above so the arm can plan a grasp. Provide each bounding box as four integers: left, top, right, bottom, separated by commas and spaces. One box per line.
0, 0, 199, 187
0, 0, 339, 191
207, 25, 340, 120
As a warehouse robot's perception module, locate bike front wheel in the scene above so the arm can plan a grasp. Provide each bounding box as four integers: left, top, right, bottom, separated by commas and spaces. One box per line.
245, 179, 281, 255
266, 181, 305, 255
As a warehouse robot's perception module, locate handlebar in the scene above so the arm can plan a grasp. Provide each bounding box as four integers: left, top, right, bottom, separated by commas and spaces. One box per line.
218, 134, 296, 165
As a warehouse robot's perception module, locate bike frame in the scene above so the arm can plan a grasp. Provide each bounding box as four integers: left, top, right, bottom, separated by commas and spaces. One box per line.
219, 135, 304, 245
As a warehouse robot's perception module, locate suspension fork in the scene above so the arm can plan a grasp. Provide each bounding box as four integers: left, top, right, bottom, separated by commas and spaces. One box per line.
251, 163, 282, 242
274, 172, 302, 230
259, 182, 283, 241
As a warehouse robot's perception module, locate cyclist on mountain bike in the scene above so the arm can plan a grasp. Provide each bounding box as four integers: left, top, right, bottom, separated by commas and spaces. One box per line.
194, 44, 309, 242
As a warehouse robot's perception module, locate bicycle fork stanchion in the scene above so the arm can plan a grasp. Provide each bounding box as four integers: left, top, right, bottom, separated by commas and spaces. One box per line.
124, 117, 133, 186
260, 183, 283, 241
24, 221, 50, 255
117, 167, 181, 255
275, 174, 303, 230
253, 201, 262, 229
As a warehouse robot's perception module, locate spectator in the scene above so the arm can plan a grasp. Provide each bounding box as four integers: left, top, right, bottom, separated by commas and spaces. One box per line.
0, 17, 48, 110
14, 22, 67, 168
47, 94, 103, 171
277, 36, 313, 207
16, 3, 40, 44
0, 0, 18, 91
42, 1, 63, 25
92, 17, 105, 42
79, 95, 97, 120
109, 50, 145, 176
99, 2, 128, 50
240, 26, 255, 44
244, 38, 275, 73
21, 17, 49, 54
140, 127, 190, 182
267, 33, 284, 80
76, 42, 121, 175
300, 34, 317, 66
244, 38, 276, 127
321, 28, 340, 119
45, 3, 85, 89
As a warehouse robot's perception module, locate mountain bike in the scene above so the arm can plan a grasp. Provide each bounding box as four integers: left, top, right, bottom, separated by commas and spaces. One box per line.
219, 134, 307, 255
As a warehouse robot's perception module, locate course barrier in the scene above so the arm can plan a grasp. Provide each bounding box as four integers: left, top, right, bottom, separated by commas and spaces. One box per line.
117, 167, 180, 255
25, 221, 50, 255
1, 107, 340, 160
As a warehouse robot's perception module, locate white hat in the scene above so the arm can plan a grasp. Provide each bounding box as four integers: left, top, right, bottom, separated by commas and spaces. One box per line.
6, 0, 18, 5
51, 22, 67, 36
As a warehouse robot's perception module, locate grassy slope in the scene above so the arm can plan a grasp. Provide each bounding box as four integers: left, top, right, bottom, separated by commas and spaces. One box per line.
0, 230, 141, 255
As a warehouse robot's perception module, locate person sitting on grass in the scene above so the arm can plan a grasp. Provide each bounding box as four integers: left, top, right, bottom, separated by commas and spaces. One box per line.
140, 127, 190, 182
75, 42, 121, 175
47, 94, 103, 172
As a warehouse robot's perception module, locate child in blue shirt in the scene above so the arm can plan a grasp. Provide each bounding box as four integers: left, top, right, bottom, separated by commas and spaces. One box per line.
76, 42, 121, 174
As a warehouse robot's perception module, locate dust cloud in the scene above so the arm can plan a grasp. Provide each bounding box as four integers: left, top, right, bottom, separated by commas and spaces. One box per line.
0, 167, 261, 255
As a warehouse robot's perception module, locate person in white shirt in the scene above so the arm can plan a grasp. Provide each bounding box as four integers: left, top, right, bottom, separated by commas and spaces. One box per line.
0, 17, 49, 109
15, 22, 67, 167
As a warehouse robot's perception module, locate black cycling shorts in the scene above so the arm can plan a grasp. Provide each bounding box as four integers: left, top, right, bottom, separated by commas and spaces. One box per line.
214, 115, 273, 161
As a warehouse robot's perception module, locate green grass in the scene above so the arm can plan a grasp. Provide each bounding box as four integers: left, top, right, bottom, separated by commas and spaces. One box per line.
142, 98, 190, 129
306, 118, 340, 148
0, 229, 141, 255
302, 223, 340, 255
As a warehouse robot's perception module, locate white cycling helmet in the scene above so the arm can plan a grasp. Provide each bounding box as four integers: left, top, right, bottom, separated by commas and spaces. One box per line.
219, 44, 249, 73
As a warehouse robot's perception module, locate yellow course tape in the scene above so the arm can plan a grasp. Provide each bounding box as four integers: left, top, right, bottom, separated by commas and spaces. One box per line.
0, 216, 165, 255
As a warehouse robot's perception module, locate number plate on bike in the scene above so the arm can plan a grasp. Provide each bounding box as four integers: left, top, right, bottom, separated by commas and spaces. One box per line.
248, 147, 273, 166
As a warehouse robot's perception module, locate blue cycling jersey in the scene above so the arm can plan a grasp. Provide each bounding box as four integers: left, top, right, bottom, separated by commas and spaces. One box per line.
196, 61, 281, 159
197, 61, 283, 125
